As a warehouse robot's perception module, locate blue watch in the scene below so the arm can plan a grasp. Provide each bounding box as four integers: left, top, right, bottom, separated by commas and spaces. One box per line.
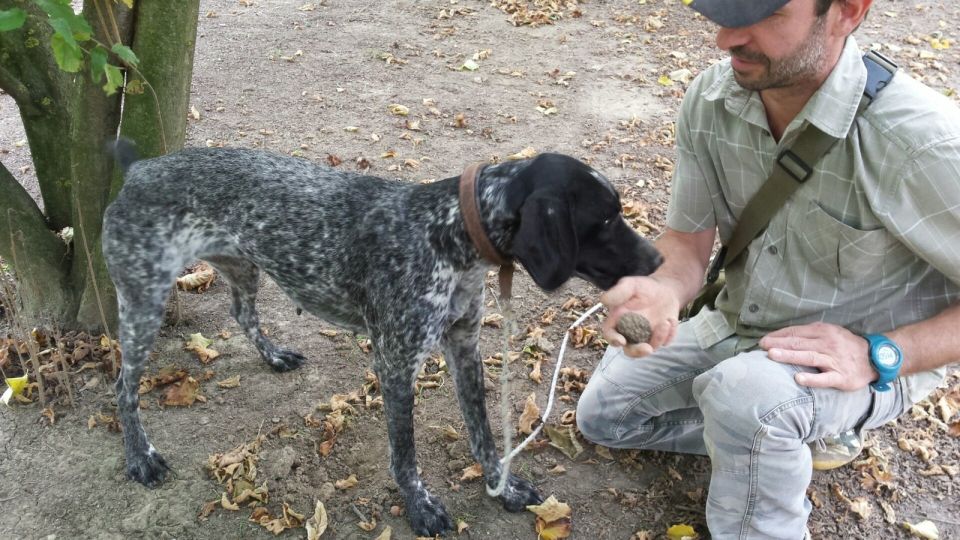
864, 334, 902, 392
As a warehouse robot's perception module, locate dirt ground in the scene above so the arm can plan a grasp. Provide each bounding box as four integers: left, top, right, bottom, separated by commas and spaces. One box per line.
2, 1, 960, 539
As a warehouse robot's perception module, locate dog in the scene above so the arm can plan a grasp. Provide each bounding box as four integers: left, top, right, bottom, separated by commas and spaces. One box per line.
102, 141, 662, 536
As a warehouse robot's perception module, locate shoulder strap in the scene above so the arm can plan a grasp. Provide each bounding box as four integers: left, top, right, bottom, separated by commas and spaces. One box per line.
705, 50, 897, 284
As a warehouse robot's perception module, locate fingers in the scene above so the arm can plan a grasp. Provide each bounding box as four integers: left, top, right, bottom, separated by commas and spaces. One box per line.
599, 277, 641, 309
766, 347, 823, 368
793, 370, 847, 389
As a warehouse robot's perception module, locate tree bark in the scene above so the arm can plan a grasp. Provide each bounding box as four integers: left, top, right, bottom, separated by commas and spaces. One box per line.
0, 0, 200, 332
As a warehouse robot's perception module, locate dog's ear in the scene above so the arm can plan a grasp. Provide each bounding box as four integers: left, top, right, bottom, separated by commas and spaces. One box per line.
512, 193, 578, 291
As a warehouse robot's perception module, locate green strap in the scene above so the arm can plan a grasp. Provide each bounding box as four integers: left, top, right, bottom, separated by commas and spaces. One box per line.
705, 51, 898, 284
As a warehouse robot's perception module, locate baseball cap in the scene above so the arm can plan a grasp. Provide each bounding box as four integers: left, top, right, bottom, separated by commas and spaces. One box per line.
682, 0, 791, 28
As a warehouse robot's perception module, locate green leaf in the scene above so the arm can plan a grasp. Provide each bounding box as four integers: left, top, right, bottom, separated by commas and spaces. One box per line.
51, 32, 82, 72
115, 0, 135, 9
48, 17, 77, 47
110, 43, 139, 66
34, 0, 92, 40
0, 8, 27, 32
102, 63, 124, 95
90, 46, 108, 83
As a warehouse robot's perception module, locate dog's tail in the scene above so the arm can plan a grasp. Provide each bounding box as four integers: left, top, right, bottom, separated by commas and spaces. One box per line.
107, 138, 139, 176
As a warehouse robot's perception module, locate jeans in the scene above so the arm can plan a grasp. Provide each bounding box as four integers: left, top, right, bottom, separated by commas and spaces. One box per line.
576, 321, 908, 539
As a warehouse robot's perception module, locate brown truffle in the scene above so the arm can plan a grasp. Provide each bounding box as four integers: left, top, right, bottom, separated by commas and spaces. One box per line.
615, 312, 652, 344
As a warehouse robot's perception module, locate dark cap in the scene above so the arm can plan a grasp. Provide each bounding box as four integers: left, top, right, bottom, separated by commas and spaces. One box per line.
683, 0, 791, 28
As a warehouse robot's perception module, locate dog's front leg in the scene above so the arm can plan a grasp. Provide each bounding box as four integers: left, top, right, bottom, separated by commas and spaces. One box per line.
443, 312, 544, 512
376, 355, 455, 536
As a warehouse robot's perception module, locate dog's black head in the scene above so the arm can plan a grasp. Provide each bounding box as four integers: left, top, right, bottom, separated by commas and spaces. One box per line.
504, 153, 663, 291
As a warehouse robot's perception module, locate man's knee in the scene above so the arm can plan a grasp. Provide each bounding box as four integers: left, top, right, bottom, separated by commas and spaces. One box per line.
576, 374, 622, 446
692, 353, 813, 442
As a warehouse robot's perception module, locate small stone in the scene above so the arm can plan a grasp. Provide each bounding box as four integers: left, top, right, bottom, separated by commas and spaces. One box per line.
615, 312, 652, 344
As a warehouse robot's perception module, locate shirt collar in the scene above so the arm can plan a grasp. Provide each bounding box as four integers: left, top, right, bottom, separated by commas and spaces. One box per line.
701, 36, 867, 139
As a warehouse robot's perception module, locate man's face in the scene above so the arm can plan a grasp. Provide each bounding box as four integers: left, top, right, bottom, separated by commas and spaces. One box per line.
716, 0, 833, 91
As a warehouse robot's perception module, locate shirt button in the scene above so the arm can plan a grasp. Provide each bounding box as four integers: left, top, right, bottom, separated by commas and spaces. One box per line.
748, 304, 760, 313
768, 245, 779, 255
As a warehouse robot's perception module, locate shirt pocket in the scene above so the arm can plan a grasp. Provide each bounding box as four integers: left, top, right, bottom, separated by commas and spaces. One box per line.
794, 201, 914, 282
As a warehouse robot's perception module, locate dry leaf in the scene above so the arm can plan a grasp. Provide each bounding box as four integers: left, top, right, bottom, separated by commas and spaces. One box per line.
177, 262, 216, 291
544, 424, 583, 460
527, 496, 573, 539
518, 393, 541, 435
507, 147, 537, 161
221, 492, 240, 511
666, 523, 698, 540
217, 375, 241, 389
335, 474, 358, 489
460, 463, 484, 482
160, 376, 201, 407
903, 520, 940, 539
374, 526, 392, 540
185, 333, 220, 363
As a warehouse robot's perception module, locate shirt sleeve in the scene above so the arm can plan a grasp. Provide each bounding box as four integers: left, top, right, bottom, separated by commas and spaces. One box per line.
666, 76, 721, 234
877, 138, 960, 287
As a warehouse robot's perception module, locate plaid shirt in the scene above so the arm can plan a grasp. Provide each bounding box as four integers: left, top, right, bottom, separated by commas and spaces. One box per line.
668, 37, 960, 401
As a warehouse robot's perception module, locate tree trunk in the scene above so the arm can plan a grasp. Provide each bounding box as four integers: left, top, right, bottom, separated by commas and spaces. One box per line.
0, 0, 200, 332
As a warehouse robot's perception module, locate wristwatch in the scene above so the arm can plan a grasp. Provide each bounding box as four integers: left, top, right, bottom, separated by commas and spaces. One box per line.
864, 334, 902, 392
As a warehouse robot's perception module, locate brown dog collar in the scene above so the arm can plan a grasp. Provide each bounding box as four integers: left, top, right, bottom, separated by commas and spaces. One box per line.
458, 163, 515, 299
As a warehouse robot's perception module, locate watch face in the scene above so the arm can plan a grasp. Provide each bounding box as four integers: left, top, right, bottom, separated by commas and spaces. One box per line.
875, 344, 899, 367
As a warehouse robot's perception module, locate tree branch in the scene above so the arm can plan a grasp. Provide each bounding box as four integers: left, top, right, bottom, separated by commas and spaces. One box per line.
0, 64, 40, 116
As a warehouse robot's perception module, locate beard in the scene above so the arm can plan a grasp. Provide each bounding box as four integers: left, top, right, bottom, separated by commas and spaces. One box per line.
729, 16, 828, 91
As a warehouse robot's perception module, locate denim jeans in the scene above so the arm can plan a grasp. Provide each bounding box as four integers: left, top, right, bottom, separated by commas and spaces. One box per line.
576, 321, 908, 539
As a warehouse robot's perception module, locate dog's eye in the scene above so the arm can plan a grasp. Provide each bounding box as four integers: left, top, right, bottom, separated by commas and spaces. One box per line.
602, 218, 613, 227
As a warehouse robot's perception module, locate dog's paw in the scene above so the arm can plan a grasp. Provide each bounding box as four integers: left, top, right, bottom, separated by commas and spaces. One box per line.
406, 489, 455, 537
265, 348, 306, 372
126, 447, 171, 488
498, 474, 543, 512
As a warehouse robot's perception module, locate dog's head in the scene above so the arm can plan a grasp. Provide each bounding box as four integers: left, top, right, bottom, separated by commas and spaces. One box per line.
503, 153, 663, 291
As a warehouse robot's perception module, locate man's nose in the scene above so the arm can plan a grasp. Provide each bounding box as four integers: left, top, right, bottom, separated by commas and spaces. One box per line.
716, 25, 751, 51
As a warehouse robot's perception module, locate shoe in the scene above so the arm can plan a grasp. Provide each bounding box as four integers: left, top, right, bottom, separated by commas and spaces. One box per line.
809, 429, 863, 471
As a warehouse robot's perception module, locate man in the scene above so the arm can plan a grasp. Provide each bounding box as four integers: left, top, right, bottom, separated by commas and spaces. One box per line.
576, 0, 960, 537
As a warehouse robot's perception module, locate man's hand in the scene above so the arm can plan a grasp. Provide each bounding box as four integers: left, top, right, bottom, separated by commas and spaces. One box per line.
601, 276, 682, 358
760, 322, 877, 391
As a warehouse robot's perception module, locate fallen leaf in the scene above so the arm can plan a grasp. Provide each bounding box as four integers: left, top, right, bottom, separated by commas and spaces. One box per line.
527, 495, 571, 522
335, 474, 358, 489
388, 104, 409, 116
507, 147, 537, 161
221, 492, 240, 511
160, 376, 201, 407
527, 496, 573, 539
460, 463, 484, 482
666, 523, 699, 540
217, 375, 241, 389
373, 526, 392, 540
518, 393, 541, 435
358, 517, 377, 531
903, 520, 940, 539
1, 374, 29, 405
544, 424, 583, 460
185, 333, 220, 363
457, 519, 469, 533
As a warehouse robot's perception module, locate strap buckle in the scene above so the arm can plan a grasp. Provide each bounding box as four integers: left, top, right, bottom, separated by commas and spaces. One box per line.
776, 149, 814, 183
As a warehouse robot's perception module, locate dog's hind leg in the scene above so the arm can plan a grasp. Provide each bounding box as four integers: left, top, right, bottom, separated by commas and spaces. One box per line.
114, 286, 172, 487
205, 256, 305, 372
441, 297, 544, 511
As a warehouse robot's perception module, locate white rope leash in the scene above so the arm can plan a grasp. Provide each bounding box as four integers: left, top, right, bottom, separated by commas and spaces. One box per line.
487, 301, 605, 497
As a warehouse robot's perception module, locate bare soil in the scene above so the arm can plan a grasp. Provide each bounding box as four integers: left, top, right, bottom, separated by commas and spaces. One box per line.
2, 1, 959, 539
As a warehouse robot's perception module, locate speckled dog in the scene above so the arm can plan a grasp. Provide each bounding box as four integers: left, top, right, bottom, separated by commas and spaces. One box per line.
102, 140, 662, 536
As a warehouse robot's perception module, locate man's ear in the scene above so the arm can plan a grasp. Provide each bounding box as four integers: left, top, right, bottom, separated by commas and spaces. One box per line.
511, 193, 578, 291
833, 0, 872, 36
